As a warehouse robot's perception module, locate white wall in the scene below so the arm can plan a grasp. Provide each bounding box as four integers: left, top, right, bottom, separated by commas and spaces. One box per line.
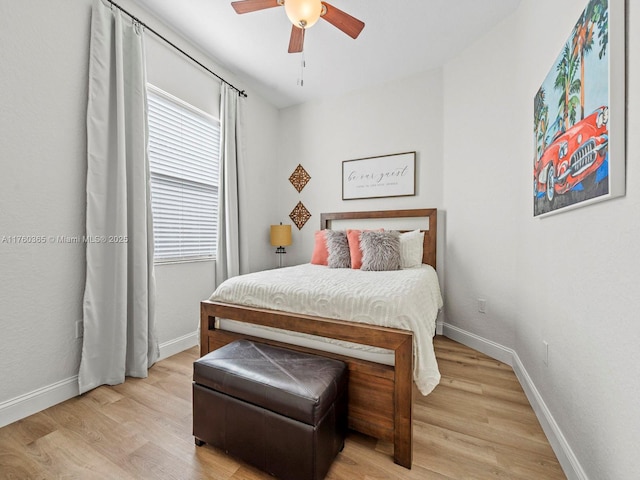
443, 1, 640, 478
239, 84, 282, 274
441, 1, 521, 351
0, 0, 92, 409
277, 69, 445, 272
0, 0, 279, 425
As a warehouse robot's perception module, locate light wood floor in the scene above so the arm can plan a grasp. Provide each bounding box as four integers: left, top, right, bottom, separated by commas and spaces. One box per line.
0, 336, 566, 479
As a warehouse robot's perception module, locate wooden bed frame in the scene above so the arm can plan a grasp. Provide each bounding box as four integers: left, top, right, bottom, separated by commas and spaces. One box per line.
200, 208, 437, 469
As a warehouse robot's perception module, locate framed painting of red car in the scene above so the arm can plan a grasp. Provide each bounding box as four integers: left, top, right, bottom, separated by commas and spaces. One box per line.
533, 0, 625, 217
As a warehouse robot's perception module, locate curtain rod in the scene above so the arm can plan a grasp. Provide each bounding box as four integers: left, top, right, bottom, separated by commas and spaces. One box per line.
106, 0, 247, 98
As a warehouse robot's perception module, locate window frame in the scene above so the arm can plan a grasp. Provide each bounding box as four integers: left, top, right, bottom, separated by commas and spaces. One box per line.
146, 83, 221, 265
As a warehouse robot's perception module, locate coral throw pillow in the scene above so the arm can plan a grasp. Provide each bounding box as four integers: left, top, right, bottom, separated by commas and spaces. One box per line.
310, 230, 329, 265
346, 229, 364, 269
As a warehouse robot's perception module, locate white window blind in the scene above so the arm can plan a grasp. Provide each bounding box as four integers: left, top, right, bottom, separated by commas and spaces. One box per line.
147, 84, 220, 262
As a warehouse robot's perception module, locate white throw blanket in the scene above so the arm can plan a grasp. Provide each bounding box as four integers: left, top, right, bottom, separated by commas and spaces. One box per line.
209, 263, 443, 395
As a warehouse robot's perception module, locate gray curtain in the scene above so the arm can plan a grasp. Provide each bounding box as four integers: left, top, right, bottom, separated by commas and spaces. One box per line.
216, 84, 244, 284
79, 0, 158, 394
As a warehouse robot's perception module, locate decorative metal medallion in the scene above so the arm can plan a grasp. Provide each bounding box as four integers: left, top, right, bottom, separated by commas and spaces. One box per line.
289, 164, 311, 193
289, 201, 311, 230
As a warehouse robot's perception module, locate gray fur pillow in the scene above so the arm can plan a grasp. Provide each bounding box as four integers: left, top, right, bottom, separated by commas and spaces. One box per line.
360, 230, 401, 271
325, 230, 351, 268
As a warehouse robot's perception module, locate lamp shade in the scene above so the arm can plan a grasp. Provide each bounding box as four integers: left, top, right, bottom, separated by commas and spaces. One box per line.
284, 0, 322, 29
270, 224, 292, 247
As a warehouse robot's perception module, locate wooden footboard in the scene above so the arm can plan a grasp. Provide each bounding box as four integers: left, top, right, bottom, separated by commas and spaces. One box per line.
200, 300, 414, 469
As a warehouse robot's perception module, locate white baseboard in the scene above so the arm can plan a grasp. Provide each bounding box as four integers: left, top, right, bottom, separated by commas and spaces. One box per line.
0, 376, 79, 429
511, 355, 587, 480
0, 331, 199, 429
441, 322, 585, 480
158, 330, 199, 361
442, 323, 514, 366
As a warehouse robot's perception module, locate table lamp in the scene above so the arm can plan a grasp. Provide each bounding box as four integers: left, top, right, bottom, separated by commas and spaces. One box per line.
270, 223, 292, 268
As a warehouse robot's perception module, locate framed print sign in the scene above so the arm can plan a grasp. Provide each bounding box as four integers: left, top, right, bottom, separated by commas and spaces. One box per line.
342, 152, 416, 200
533, 0, 625, 217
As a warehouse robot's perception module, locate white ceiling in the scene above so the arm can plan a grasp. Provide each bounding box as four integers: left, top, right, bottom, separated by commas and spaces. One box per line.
132, 0, 522, 109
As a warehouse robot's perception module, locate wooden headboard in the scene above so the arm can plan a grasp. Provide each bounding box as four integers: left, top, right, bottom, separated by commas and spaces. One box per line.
320, 208, 437, 269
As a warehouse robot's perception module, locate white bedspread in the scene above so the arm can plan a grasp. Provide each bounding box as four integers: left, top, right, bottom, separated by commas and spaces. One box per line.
209, 263, 443, 395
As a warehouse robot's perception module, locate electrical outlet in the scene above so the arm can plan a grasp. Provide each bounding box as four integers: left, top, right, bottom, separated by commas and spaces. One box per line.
478, 298, 487, 314
543, 340, 549, 366
75, 321, 84, 339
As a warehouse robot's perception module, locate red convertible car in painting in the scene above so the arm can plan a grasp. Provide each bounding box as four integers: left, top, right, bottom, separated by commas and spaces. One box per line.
534, 106, 609, 204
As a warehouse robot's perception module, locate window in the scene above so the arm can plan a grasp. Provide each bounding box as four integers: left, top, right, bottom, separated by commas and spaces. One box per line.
147, 84, 220, 262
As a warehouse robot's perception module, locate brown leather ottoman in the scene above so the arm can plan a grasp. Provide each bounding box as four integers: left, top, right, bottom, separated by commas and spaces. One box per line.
193, 339, 348, 480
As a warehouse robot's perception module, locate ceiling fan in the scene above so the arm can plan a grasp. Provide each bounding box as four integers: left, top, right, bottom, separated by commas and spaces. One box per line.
231, 0, 365, 53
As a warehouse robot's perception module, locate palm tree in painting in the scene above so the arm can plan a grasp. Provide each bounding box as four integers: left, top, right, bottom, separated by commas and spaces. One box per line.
554, 43, 581, 131
593, 0, 609, 60
572, 0, 608, 120
534, 87, 549, 159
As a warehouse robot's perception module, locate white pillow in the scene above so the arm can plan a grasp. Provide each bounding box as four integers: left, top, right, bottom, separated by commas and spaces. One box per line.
399, 230, 424, 268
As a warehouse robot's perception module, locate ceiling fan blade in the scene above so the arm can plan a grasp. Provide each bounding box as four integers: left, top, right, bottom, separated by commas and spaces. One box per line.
320, 2, 365, 39
231, 0, 280, 14
288, 25, 305, 53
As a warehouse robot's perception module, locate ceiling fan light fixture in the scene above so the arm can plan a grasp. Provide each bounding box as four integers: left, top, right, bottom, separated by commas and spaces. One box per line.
284, 0, 323, 29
